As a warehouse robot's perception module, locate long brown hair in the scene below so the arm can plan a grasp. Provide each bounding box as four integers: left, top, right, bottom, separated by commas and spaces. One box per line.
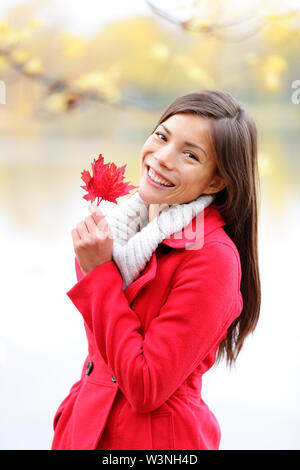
151, 89, 261, 367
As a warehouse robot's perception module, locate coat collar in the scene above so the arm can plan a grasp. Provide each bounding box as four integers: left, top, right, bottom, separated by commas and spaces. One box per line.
162, 203, 226, 248
124, 204, 226, 305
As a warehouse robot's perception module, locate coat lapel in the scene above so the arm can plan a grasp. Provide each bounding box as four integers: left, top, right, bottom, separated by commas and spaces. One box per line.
124, 205, 226, 306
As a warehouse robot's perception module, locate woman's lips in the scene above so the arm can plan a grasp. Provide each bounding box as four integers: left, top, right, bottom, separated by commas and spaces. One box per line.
146, 165, 175, 186
146, 165, 175, 189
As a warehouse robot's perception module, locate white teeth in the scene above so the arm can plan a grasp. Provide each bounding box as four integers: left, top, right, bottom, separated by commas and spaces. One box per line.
148, 167, 173, 186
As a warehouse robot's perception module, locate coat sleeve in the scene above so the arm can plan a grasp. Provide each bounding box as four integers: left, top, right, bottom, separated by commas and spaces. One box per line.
66, 242, 242, 413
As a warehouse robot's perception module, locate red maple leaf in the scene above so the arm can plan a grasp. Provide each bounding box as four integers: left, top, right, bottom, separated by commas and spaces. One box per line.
80, 153, 137, 205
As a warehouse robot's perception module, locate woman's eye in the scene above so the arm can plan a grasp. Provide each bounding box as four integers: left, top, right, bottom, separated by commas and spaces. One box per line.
155, 132, 166, 140
154, 132, 199, 161
185, 152, 198, 161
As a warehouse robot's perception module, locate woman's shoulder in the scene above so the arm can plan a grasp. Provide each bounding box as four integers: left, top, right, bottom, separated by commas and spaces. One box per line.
183, 235, 240, 271
175, 231, 242, 298
202, 204, 241, 264
204, 225, 240, 262
161, 203, 242, 281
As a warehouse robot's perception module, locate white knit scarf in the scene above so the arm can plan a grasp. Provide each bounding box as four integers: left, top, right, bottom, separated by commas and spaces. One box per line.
94, 191, 215, 291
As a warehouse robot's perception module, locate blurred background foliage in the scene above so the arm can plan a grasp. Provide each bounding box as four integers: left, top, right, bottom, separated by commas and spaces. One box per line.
0, 0, 299, 231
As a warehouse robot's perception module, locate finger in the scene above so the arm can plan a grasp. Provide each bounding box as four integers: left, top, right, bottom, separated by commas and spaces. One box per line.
88, 206, 110, 235
71, 228, 81, 244
98, 217, 113, 240
84, 214, 98, 233
89, 201, 99, 213
88, 204, 106, 224
76, 220, 88, 238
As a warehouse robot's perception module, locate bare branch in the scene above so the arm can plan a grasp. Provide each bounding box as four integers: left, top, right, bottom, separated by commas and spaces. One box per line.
145, 0, 268, 41
0, 45, 163, 113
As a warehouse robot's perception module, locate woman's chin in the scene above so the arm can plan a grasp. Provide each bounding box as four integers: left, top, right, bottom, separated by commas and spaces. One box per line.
138, 186, 162, 205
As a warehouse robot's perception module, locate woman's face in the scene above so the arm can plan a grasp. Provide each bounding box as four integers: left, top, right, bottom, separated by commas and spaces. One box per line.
139, 113, 225, 206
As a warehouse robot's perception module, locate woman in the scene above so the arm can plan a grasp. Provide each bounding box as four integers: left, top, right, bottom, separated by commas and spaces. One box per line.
51, 89, 261, 450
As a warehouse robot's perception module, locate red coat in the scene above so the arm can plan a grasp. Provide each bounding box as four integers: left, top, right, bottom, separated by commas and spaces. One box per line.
51, 204, 243, 450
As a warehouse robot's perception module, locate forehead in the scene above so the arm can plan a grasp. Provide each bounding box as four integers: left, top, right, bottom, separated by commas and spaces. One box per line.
160, 113, 212, 140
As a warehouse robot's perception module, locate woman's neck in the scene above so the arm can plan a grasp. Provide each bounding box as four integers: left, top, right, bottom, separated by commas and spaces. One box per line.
148, 203, 162, 222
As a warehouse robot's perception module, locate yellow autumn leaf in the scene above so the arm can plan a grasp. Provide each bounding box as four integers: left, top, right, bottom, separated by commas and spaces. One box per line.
174, 55, 214, 86
0, 55, 9, 71
72, 71, 108, 90
261, 54, 287, 92
185, 65, 215, 86
90, 78, 121, 102
62, 34, 85, 58
44, 93, 69, 113
17, 28, 33, 42
25, 19, 43, 30
23, 57, 43, 74
99, 86, 121, 103
263, 72, 281, 92
11, 20, 43, 43
264, 54, 287, 75
0, 21, 25, 45
149, 43, 170, 62
0, 21, 12, 35
1, 31, 21, 47
264, 13, 295, 46
186, 18, 211, 33
71, 71, 121, 102
11, 49, 31, 64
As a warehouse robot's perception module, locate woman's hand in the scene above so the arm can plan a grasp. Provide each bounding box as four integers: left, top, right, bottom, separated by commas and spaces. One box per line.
71, 205, 113, 276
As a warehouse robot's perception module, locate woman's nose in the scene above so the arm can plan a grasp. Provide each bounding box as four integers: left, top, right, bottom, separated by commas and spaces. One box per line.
154, 146, 174, 168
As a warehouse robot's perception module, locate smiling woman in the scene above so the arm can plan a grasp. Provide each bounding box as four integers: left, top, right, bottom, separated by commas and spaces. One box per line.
142, 89, 261, 365
139, 113, 226, 207
51, 89, 261, 450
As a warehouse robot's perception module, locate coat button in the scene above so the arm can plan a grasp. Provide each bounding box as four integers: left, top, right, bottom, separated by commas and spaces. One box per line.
111, 374, 116, 383
86, 361, 93, 375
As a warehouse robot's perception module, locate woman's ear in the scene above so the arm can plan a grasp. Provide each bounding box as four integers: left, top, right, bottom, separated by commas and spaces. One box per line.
202, 174, 227, 195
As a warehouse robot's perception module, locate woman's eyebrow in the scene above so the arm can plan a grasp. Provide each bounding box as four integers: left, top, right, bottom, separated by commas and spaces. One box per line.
160, 124, 208, 159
